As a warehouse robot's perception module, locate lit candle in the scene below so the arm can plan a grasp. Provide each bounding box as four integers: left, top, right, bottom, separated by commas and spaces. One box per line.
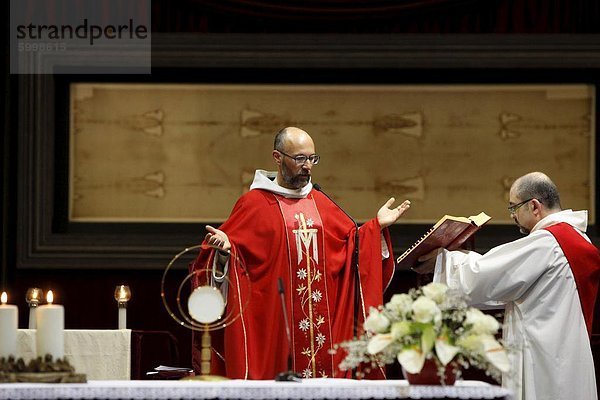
25, 287, 43, 329
0, 291, 18, 359
114, 285, 131, 330
36, 290, 64, 360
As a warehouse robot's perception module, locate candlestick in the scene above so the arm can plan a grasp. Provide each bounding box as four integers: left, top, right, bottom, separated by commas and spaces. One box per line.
0, 292, 18, 359
114, 285, 131, 330
36, 290, 65, 359
25, 287, 43, 329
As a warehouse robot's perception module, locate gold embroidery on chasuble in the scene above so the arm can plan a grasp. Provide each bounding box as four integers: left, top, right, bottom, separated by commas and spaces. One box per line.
275, 194, 334, 379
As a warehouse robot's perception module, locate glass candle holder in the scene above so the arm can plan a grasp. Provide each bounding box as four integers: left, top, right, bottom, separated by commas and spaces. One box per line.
114, 285, 132, 329
25, 288, 43, 329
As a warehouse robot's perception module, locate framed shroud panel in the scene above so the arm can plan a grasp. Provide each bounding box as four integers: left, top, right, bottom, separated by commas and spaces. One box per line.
15, 34, 600, 269
69, 83, 594, 224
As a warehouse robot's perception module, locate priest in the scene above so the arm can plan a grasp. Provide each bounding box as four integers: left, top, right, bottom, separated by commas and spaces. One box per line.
415, 172, 600, 400
190, 126, 410, 379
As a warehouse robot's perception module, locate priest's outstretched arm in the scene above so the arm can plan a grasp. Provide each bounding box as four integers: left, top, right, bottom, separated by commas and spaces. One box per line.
203, 225, 231, 292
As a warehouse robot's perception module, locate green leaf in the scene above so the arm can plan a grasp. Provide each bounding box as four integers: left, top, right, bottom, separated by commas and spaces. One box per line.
421, 325, 435, 354
411, 322, 430, 333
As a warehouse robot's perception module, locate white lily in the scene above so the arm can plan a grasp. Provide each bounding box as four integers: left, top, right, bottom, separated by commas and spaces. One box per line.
367, 333, 393, 354
435, 337, 460, 366
480, 336, 510, 373
397, 348, 426, 374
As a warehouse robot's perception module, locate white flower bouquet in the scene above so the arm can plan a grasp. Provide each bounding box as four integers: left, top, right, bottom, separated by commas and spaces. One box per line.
338, 283, 510, 382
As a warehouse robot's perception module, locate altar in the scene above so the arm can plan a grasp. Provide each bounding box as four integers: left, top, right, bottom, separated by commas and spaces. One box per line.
0, 378, 513, 400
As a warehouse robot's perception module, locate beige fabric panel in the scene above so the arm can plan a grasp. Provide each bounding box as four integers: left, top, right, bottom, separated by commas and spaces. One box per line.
69, 84, 595, 224
17, 329, 131, 380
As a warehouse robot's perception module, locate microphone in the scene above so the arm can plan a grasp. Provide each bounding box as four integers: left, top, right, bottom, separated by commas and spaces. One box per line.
312, 184, 362, 369
275, 277, 301, 382
313, 184, 357, 229
312, 182, 359, 258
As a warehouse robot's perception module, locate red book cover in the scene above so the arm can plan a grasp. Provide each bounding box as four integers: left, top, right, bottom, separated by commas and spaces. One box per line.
396, 212, 491, 270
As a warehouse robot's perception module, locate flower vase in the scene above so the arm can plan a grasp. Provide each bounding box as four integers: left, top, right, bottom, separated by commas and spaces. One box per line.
402, 358, 458, 385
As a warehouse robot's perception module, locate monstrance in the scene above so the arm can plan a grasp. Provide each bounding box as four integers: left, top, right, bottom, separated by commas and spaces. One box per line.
161, 244, 250, 380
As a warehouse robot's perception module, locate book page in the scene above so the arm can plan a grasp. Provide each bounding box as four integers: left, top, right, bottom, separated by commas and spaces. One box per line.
468, 212, 492, 227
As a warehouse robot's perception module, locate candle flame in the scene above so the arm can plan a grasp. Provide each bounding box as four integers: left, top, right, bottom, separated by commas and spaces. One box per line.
1, 292, 6, 304
114, 285, 131, 302
47, 290, 54, 304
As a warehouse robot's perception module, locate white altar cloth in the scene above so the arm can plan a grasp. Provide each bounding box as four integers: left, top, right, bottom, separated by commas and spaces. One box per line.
16, 329, 131, 381
0, 378, 513, 400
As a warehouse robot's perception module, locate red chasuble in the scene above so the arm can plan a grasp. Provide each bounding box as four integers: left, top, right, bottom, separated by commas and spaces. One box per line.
191, 188, 395, 379
544, 222, 600, 336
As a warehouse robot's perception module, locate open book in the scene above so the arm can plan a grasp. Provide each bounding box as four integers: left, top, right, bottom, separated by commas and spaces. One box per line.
396, 212, 491, 270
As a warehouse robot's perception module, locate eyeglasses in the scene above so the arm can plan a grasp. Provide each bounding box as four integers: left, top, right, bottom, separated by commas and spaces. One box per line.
507, 198, 534, 214
278, 150, 320, 165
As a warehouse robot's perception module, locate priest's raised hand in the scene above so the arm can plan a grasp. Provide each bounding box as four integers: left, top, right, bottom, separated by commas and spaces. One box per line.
377, 197, 411, 228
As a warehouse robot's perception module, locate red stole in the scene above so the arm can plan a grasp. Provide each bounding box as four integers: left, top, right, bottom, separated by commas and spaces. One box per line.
275, 194, 335, 378
544, 222, 600, 336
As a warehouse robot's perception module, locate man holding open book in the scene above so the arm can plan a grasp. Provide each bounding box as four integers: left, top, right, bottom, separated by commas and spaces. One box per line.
414, 172, 600, 400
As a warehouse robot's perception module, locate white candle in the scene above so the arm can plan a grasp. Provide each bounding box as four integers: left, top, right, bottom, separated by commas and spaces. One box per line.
29, 307, 37, 329
0, 292, 18, 359
118, 307, 127, 330
36, 290, 64, 360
